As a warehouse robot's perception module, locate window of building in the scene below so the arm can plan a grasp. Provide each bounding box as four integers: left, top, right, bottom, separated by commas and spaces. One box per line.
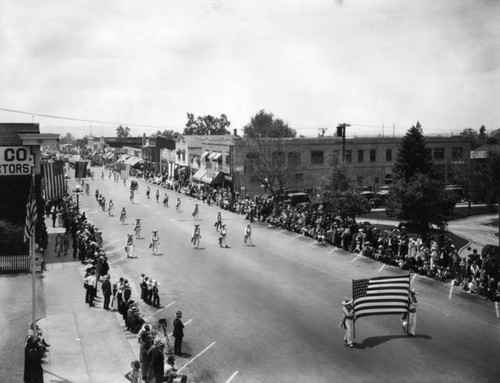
452, 147, 463, 161
288, 152, 301, 165
433, 148, 444, 160
272, 151, 285, 165
345, 150, 352, 163
370, 149, 376, 162
246, 152, 258, 159
333, 151, 340, 163
225, 153, 230, 165
311, 150, 324, 164
374, 176, 380, 184
295, 173, 304, 183
386, 149, 392, 162
358, 150, 364, 163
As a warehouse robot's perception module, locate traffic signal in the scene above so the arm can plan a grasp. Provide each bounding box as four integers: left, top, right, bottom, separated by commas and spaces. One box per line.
336, 125, 343, 137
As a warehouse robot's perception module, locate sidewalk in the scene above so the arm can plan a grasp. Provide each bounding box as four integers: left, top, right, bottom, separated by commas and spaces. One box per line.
38, 219, 138, 382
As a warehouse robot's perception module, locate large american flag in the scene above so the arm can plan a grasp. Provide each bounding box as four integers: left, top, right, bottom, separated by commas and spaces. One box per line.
24, 180, 38, 243
352, 274, 410, 319
42, 161, 67, 201
119, 162, 130, 180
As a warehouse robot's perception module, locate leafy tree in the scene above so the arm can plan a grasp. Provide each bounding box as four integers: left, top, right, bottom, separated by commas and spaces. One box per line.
321, 188, 371, 220
243, 110, 296, 138
151, 130, 178, 139
386, 173, 450, 233
479, 125, 486, 139
393, 122, 433, 180
459, 128, 482, 149
183, 113, 231, 135
116, 125, 130, 139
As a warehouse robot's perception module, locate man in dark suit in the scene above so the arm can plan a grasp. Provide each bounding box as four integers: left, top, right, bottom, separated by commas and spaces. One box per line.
101, 274, 112, 310
173, 311, 185, 356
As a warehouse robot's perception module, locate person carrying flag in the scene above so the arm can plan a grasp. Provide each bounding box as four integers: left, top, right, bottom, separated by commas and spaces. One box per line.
402, 288, 419, 336
341, 297, 355, 348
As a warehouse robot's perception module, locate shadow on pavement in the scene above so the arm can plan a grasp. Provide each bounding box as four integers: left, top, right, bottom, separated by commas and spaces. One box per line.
358, 333, 432, 348
42, 369, 74, 383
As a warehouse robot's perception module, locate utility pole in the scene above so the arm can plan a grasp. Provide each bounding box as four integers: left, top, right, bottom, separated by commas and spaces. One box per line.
336, 123, 350, 163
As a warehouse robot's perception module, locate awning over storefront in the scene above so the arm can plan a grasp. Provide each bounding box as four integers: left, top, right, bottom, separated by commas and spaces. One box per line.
103, 152, 114, 159
201, 171, 224, 185
117, 155, 130, 163
208, 152, 218, 160
192, 169, 207, 182
201, 151, 210, 159
212, 153, 222, 161
125, 156, 142, 166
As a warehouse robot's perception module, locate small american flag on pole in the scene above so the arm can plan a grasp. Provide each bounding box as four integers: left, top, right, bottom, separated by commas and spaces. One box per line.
24, 179, 38, 243
352, 274, 410, 319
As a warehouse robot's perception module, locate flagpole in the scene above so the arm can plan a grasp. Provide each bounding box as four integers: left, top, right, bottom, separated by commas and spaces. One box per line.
31, 172, 37, 339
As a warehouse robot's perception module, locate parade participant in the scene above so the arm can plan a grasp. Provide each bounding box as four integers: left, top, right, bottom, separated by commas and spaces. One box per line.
173, 311, 185, 356
341, 297, 355, 348
130, 189, 135, 204
192, 203, 199, 220
85, 183, 90, 195
152, 280, 160, 308
101, 171, 104, 179
95, 189, 99, 201
62, 232, 70, 256
176, 197, 181, 211
163, 193, 169, 207
214, 211, 222, 232
244, 223, 253, 246
134, 219, 142, 239
219, 223, 228, 248
192, 224, 201, 249
150, 230, 160, 255
403, 288, 419, 336
102, 274, 112, 310
108, 199, 114, 216
101, 196, 106, 211
146, 277, 154, 304
155, 189, 160, 203
146, 186, 151, 199
125, 234, 135, 258
120, 207, 127, 225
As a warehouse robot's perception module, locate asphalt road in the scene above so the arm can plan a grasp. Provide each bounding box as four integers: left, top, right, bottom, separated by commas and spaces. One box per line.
66, 168, 498, 383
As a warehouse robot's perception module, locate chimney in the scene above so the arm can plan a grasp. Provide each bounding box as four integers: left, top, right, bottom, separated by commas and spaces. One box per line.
233, 129, 238, 137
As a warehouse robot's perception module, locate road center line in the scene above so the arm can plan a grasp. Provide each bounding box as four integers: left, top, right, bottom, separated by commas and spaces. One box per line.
495, 302, 499, 318
225, 371, 239, 383
378, 264, 385, 273
351, 254, 362, 263
109, 255, 128, 265
144, 301, 176, 321
275, 230, 287, 235
448, 280, 454, 300
177, 341, 216, 372
292, 235, 302, 240
103, 239, 121, 247
411, 273, 417, 284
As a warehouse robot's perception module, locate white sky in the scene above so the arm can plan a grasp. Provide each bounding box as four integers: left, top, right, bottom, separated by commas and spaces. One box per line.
0, 0, 499, 138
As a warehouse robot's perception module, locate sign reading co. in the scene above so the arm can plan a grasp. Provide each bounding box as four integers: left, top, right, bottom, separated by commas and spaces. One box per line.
0, 146, 35, 175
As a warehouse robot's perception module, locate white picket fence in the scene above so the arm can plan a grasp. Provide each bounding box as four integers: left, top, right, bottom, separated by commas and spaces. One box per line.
0, 255, 30, 272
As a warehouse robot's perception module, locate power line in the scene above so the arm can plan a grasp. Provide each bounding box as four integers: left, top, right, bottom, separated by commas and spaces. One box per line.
0, 107, 173, 130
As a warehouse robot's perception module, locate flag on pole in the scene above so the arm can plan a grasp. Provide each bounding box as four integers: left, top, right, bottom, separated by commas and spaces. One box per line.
42, 161, 67, 201
24, 179, 38, 243
120, 163, 130, 180
352, 274, 410, 319
75, 161, 88, 179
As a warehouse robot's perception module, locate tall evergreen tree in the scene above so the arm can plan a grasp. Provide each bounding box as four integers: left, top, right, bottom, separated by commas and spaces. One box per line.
393, 122, 433, 180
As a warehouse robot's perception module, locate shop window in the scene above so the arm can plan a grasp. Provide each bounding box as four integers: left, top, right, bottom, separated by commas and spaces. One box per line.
386, 149, 392, 162
433, 148, 445, 160
370, 149, 376, 162
358, 150, 364, 163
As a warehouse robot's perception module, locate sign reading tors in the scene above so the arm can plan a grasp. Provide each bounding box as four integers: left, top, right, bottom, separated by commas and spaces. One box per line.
0, 146, 35, 175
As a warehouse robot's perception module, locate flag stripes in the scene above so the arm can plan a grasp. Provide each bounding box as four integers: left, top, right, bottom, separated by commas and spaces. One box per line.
352, 275, 410, 319
75, 161, 88, 179
120, 163, 130, 180
42, 161, 67, 201
24, 179, 38, 243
